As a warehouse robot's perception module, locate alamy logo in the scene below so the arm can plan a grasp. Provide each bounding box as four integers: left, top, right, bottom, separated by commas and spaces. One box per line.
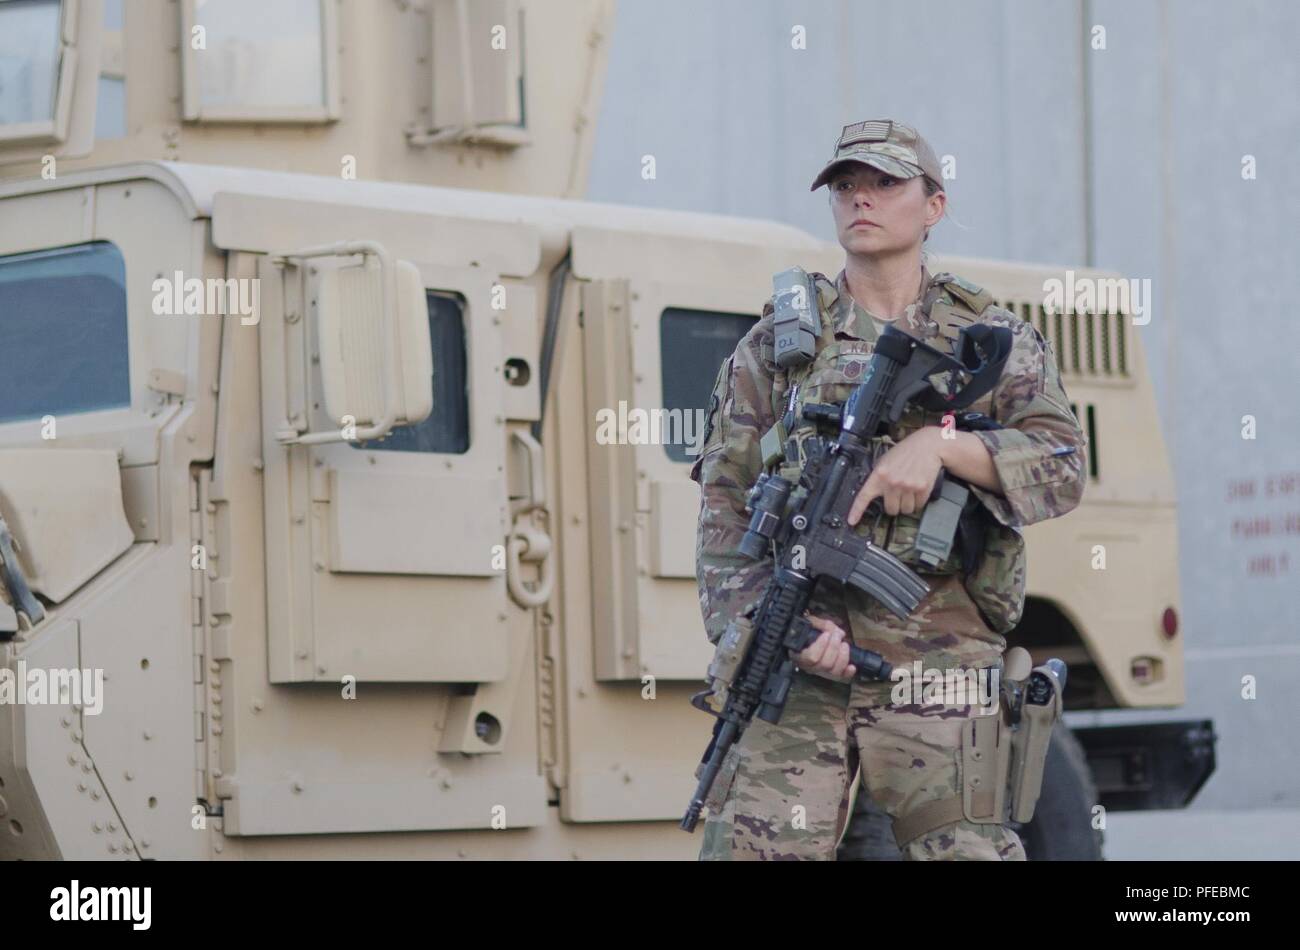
49, 881, 151, 930
151, 271, 260, 324
0, 662, 104, 715
889, 662, 1001, 713
1041, 270, 1152, 326
594, 402, 709, 457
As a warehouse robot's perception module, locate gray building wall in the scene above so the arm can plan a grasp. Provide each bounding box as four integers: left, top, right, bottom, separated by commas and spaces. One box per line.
588, 0, 1300, 857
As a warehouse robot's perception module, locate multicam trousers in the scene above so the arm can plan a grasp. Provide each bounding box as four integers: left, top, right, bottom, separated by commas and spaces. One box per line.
697, 670, 1026, 861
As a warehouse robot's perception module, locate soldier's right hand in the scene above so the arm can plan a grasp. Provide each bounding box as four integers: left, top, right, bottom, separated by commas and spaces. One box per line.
796, 615, 858, 683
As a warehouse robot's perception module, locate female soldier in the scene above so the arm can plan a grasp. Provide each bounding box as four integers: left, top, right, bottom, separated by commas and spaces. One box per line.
689, 119, 1087, 861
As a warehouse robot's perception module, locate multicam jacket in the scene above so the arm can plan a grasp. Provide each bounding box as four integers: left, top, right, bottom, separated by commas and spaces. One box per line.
689, 266, 1087, 669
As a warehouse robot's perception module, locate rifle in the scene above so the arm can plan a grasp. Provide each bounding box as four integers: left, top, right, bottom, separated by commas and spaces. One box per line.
681, 321, 1014, 832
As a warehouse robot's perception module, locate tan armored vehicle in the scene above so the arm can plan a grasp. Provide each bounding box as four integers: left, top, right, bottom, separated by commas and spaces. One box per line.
0, 0, 1211, 859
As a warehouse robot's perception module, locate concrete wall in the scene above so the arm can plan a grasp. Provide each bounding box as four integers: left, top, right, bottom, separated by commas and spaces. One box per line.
588, 0, 1300, 857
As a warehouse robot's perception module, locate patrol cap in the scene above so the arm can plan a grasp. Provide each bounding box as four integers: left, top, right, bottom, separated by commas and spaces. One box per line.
810, 119, 945, 192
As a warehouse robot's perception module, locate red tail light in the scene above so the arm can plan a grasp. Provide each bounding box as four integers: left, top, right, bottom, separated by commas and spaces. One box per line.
1161, 607, 1178, 639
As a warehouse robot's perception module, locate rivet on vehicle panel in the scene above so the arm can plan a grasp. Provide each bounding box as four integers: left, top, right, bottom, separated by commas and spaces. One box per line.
81, 763, 92, 774
293, 514, 305, 524
576, 688, 587, 698
143, 731, 153, 741
252, 699, 264, 712
92, 822, 102, 833
210, 661, 220, 674
292, 781, 304, 793
211, 694, 222, 705
108, 821, 118, 832
440, 778, 452, 790
252, 459, 264, 472
61, 718, 71, 729
108, 843, 118, 853
90, 790, 100, 801
623, 772, 632, 784
314, 562, 324, 572
296, 651, 308, 660
211, 710, 222, 721
141, 840, 151, 849
68, 755, 78, 766
70, 731, 82, 742
124, 772, 134, 781
498, 613, 508, 622
316, 666, 326, 675
77, 782, 87, 793
214, 843, 224, 853
212, 725, 223, 735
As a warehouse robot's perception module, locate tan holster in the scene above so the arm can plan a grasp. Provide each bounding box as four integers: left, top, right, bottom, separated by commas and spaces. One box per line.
890, 648, 1065, 847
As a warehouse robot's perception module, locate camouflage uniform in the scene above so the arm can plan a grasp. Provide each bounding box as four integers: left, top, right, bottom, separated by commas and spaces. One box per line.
689, 265, 1087, 860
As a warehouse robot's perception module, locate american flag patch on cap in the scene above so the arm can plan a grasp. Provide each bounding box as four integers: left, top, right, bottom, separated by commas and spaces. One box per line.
839, 120, 892, 148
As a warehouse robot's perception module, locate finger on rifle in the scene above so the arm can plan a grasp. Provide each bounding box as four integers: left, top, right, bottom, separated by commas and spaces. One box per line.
848, 471, 882, 526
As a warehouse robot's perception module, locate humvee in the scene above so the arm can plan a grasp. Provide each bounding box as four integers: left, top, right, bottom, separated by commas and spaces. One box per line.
0, 0, 1211, 859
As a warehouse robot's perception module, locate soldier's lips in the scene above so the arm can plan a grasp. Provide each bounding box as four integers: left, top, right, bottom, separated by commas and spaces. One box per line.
850, 221, 880, 229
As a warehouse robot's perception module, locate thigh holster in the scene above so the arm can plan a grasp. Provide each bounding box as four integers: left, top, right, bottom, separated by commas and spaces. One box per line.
890, 649, 1067, 847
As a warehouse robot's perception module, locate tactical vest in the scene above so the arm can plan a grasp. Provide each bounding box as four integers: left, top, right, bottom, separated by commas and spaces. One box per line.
759, 269, 1028, 634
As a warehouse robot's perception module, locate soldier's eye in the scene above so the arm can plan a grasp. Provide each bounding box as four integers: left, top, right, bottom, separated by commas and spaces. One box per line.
879, 175, 897, 187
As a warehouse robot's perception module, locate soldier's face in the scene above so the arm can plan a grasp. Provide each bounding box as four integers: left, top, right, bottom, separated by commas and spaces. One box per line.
828, 164, 944, 257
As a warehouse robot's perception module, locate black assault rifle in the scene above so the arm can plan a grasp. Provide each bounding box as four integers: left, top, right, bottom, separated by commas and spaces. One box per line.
681, 322, 1014, 832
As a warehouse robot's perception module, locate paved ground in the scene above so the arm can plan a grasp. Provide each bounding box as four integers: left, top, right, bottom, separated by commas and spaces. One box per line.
1102, 808, 1300, 860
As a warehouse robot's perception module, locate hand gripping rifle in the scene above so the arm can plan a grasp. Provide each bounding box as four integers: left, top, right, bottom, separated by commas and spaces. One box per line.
681, 322, 1014, 832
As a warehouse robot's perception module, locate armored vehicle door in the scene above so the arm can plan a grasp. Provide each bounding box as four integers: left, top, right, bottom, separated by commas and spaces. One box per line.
210, 193, 544, 687
570, 225, 836, 681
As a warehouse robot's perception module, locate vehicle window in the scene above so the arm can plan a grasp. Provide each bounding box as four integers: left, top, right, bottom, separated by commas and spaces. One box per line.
354, 291, 469, 454
659, 307, 757, 463
0, 242, 131, 425
0, 0, 61, 127
192, 0, 327, 113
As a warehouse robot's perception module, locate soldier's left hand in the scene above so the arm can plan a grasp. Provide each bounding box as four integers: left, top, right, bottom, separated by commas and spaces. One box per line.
848, 426, 944, 523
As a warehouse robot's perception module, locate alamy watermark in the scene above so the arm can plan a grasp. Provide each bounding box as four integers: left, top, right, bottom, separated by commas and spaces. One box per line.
889, 661, 1001, 713
0, 662, 104, 716
151, 271, 260, 324
1042, 270, 1152, 326
594, 402, 708, 457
